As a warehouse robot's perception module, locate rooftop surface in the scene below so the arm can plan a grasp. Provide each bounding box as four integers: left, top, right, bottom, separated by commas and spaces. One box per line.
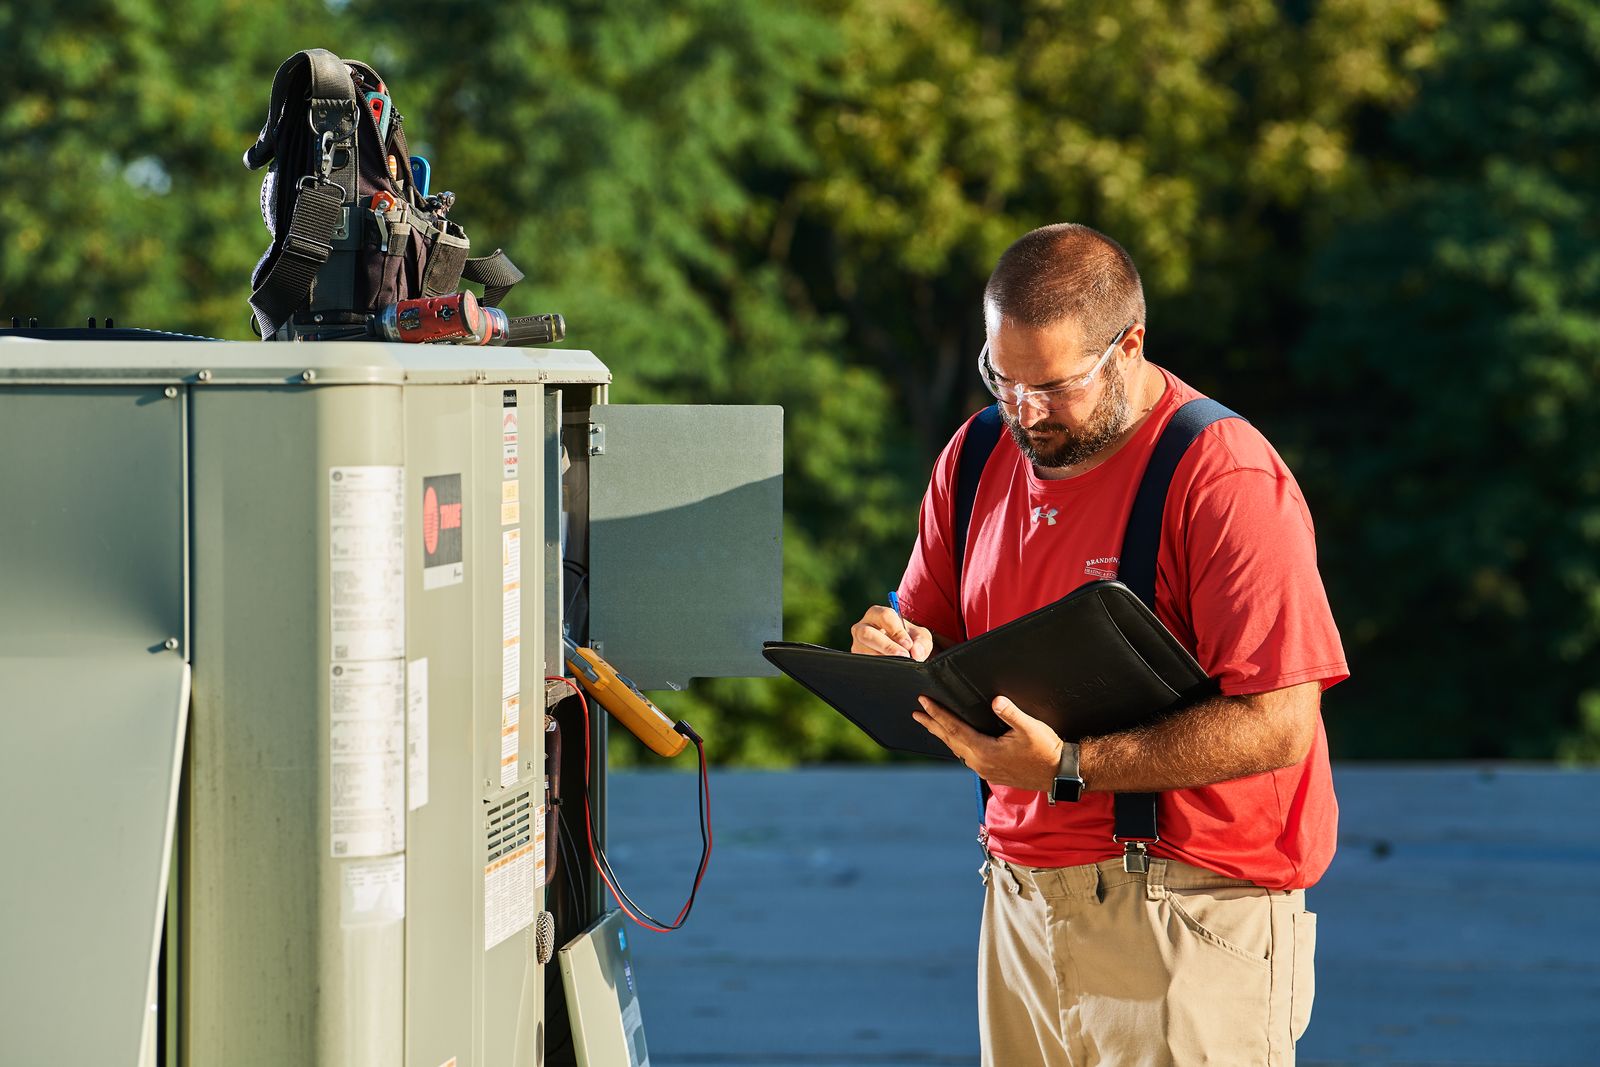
606, 764, 1600, 1067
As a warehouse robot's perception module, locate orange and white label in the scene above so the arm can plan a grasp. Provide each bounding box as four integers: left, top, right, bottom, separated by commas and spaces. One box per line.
485, 841, 537, 951
501, 480, 520, 526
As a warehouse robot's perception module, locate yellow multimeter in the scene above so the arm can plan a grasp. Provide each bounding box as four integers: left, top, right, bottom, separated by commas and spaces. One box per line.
563, 636, 687, 758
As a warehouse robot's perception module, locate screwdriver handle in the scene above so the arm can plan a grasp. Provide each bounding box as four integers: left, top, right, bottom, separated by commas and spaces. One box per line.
504, 313, 566, 347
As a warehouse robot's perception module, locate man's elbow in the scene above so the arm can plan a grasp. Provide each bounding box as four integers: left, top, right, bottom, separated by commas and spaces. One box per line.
1278, 716, 1317, 768
1270, 682, 1322, 769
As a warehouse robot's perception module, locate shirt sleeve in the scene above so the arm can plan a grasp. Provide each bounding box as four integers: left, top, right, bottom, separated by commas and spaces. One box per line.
1181, 467, 1350, 697
895, 425, 969, 645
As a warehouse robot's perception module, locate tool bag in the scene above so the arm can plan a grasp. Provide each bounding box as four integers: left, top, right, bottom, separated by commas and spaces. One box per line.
243, 48, 524, 340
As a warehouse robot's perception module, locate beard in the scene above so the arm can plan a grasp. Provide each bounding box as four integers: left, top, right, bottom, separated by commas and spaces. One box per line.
1002, 361, 1130, 471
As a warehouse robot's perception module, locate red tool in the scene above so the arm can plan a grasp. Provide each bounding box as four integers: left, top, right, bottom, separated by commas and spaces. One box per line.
371, 293, 568, 348
373, 292, 494, 345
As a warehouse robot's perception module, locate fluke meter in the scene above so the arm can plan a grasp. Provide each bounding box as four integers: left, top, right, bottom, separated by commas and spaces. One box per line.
563, 637, 687, 758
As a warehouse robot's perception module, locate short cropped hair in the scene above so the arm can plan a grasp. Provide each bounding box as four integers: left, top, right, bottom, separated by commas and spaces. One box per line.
983, 224, 1146, 354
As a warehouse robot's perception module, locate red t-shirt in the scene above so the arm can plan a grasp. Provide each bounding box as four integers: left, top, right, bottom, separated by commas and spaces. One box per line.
897, 367, 1348, 890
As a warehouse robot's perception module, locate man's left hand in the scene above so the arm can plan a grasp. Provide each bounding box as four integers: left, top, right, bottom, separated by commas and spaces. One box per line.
913, 695, 1063, 791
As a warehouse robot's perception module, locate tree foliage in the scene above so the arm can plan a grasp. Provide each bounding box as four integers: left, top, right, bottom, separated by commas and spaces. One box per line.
1293, 0, 1600, 758
778, 0, 1441, 453
0, 0, 345, 334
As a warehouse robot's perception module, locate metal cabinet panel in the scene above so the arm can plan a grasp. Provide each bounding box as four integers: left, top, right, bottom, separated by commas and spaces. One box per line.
587, 405, 782, 690
187, 385, 405, 1066
0, 386, 187, 655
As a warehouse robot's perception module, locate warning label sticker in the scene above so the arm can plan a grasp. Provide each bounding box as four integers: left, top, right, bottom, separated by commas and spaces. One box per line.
422, 473, 465, 590
501, 480, 520, 527
329, 467, 405, 663
502, 391, 519, 481
330, 660, 406, 857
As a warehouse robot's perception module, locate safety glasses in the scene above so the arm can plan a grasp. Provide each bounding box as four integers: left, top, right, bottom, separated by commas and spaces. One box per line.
978, 322, 1134, 412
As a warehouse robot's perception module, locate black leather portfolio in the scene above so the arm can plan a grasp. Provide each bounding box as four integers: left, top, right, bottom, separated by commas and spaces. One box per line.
761, 580, 1217, 760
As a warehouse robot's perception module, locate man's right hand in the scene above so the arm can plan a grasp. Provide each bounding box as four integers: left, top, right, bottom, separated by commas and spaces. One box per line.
850, 605, 934, 661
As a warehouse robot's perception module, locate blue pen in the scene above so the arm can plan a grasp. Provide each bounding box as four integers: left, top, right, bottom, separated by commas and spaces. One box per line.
887, 590, 915, 658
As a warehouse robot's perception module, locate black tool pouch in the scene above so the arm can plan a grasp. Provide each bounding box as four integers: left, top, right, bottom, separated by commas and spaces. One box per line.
244, 49, 520, 341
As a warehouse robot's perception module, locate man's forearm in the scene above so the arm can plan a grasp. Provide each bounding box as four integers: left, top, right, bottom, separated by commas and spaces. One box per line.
1078, 683, 1319, 793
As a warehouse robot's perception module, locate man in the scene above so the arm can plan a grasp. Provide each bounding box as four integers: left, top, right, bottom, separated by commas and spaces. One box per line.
851, 223, 1346, 1066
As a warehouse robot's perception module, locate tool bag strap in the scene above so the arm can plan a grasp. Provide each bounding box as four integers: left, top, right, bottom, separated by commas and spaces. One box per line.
248, 179, 346, 338
950, 395, 1242, 856
462, 249, 526, 308
244, 49, 361, 338
244, 48, 358, 172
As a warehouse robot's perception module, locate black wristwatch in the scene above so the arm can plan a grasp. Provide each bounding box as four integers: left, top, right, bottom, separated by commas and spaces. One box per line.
1046, 741, 1084, 805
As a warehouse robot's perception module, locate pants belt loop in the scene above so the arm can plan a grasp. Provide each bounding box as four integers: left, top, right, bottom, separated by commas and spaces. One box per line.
980, 847, 1022, 894
1144, 857, 1167, 901
997, 855, 1023, 895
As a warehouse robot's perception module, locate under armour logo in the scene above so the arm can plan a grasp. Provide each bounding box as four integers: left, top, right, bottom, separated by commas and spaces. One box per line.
1031, 506, 1058, 526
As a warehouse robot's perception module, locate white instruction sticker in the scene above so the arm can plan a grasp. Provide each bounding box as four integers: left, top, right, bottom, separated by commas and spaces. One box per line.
500, 695, 520, 787
407, 658, 429, 811
502, 639, 521, 703
330, 660, 406, 857
329, 466, 406, 662
341, 855, 405, 926
502, 529, 521, 703
502, 528, 522, 585
485, 841, 538, 952
534, 803, 548, 888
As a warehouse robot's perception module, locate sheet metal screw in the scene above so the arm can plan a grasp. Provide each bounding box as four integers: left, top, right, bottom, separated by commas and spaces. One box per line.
163, 637, 179, 651
301, 370, 316, 383
164, 386, 178, 399
196, 369, 213, 382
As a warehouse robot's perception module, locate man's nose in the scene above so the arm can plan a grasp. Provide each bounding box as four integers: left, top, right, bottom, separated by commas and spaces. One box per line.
1015, 392, 1052, 427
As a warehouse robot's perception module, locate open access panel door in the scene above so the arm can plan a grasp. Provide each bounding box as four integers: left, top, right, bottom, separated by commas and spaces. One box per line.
586, 405, 782, 691
0, 380, 191, 1065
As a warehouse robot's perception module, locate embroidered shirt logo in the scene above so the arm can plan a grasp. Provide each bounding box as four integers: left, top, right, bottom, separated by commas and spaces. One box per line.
1031, 506, 1058, 526
1084, 556, 1119, 580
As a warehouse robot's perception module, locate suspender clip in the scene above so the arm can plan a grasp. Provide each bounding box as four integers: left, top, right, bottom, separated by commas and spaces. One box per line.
1121, 840, 1151, 874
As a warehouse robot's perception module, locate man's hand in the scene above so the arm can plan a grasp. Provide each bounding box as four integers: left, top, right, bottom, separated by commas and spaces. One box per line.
850, 604, 935, 661
913, 695, 1063, 791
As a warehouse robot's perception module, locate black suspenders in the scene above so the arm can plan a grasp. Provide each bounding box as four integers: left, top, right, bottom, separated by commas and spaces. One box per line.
950, 398, 1242, 870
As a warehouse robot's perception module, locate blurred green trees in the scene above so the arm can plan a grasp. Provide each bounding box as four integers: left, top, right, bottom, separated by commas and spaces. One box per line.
1295, 0, 1600, 758
0, 0, 345, 331
2, 0, 1595, 761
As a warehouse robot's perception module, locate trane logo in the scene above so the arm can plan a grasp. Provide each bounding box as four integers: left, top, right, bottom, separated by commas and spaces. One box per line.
421, 473, 465, 588
423, 485, 463, 554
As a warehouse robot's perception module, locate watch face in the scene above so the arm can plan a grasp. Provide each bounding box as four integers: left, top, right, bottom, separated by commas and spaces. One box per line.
1051, 776, 1084, 803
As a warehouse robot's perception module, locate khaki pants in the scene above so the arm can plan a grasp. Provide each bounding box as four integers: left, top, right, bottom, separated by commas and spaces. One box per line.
979, 854, 1316, 1066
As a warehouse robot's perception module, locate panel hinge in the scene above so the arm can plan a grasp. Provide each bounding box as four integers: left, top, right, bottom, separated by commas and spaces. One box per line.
588, 423, 605, 456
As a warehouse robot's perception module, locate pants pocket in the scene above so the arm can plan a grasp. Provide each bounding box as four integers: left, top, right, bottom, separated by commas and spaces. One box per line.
1291, 910, 1317, 1041
1164, 885, 1273, 968
1148, 884, 1273, 1064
